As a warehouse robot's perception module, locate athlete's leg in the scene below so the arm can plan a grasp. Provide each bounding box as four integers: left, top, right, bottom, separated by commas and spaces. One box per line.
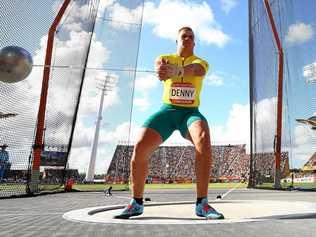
186, 120, 224, 219
186, 120, 212, 198
131, 127, 163, 198
114, 106, 174, 219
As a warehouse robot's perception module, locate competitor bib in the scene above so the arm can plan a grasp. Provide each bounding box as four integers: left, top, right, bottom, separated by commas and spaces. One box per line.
169, 82, 196, 105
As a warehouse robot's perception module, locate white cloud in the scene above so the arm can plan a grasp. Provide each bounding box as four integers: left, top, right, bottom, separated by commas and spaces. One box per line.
144, 0, 230, 47
0, 1, 114, 170
134, 97, 151, 111
206, 73, 224, 86
71, 120, 94, 148
69, 146, 113, 174
68, 147, 91, 174
290, 125, 314, 167
87, 36, 110, 68
98, 0, 143, 31
52, 1, 102, 33
63, 3, 96, 32
32, 30, 117, 130
212, 103, 250, 149
69, 144, 114, 174
42, 31, 112, 117
78, 72, 120, 117
293, 125, 313, 148
133, 74, 159, 111
252, 97, 314, 167
208, 96, 314, 168
135, 74, 159, 92
69, 121, 140, 173
99, 122, 139, 144
220, 0, 238, 14
97, 0, 115, 17
286, 22, 314, 45
110, 3, 143, 30
164, 131, 191, 145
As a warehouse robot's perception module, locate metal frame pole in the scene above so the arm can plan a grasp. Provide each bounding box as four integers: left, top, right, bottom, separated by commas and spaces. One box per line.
263, 0, 284, 189
28, 0, 71, 194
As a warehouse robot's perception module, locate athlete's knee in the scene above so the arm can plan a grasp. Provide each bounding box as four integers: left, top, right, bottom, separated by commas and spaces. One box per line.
132, 140, 152, 162
193, 129, 211, 153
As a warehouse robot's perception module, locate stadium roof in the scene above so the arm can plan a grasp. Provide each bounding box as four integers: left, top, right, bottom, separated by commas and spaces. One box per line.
302, 152, 316, 171
296, 116, 316, 129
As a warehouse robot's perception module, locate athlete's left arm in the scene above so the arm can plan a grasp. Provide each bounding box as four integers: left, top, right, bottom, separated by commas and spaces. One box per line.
183, 63, 206, 77
164, 60, 208, 78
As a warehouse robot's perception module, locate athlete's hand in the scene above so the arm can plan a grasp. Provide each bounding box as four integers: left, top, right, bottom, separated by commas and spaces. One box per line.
155, 58, 184, 81
155, 58, 169, 81
165, 64, 184, 78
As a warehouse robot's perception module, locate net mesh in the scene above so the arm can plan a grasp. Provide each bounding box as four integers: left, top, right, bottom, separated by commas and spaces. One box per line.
249, 0, 316, 188
68, 0, 144, 188
0, 0, 99, 197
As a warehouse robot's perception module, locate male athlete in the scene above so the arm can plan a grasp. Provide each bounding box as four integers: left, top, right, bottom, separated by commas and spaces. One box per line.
114, 27, 224, 220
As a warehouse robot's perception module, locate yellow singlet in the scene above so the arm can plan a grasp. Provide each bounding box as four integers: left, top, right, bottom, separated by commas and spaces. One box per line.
157, 54, 209, 108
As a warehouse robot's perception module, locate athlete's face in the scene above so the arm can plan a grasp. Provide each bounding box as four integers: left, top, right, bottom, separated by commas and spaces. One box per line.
177, 29, 195, 50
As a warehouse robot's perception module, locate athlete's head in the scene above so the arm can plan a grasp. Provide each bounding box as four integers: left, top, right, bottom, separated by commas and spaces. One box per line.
176, 26, 195, 52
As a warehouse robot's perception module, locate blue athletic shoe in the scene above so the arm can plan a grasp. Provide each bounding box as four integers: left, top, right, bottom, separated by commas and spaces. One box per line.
195, 198, 224, 219
113, 199, 144, 219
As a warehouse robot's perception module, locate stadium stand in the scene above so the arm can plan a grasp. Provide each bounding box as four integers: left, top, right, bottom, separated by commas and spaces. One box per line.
40, 168, 80, 184
252, 152, 290, 184
105, 144, 290, 184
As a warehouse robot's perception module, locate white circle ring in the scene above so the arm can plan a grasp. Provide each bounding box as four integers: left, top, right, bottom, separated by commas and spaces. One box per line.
63, 200, 316, 225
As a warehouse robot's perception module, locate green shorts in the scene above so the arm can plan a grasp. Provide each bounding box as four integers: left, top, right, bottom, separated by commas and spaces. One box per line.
142, 104, 208, 141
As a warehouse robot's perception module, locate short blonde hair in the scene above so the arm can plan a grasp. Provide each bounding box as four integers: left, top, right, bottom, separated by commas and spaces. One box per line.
178, 26, 193, 34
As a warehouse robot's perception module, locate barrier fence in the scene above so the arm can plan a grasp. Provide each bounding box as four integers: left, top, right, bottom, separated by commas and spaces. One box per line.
249, 0, 316, 188
0, 0, 100, 197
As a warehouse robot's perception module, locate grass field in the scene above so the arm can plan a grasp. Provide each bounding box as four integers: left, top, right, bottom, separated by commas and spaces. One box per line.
73, 182, 248, 191
1, 182, 315, 194
73, 182, 316, 191
0, 183, 26, 191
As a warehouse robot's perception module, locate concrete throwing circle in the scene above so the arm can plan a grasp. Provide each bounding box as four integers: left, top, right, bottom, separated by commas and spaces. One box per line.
63, 200, 316, 225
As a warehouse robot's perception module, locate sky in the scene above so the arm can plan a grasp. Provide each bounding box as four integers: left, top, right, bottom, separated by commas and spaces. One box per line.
67, 0, 251, 174
0, 0, 315, 174
68, 0, 316, 174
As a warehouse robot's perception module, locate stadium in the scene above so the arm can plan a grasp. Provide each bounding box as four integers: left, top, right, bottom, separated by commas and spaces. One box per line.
105, 143, 292, 185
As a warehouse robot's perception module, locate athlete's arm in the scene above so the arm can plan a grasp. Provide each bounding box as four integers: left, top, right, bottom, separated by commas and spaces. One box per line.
183, 63, 206, 77
162, 63, 206, 78
156, 58, 207, 80
155, 58, 171, 81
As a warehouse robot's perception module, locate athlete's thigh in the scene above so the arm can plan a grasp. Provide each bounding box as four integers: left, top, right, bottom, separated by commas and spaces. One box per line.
187, 120, 211, 147
180, 112, 209, 143
142, 108, 176, 142
137, 127, 163, 151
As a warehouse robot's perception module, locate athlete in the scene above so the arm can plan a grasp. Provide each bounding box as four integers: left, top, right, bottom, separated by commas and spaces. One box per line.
114, 27, 224, 220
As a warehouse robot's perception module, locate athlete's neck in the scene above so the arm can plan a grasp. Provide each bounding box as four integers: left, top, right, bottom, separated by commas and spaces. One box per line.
177, 49, 193, 58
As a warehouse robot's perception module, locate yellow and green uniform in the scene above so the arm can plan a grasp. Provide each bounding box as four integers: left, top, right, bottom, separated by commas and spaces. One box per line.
142, 53, 209, 141
160, 54, 209, 108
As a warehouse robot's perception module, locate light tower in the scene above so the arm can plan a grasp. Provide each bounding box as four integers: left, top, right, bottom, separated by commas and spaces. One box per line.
303, 62, 316, 84
85, 74, 116, 182
301, 62, 316, 130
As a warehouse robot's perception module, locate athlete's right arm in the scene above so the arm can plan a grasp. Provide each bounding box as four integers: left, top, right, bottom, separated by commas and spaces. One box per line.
155, 56, 169, 81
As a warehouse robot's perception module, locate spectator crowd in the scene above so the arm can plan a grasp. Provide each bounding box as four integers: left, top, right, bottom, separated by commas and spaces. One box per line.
105, 144, 256, 184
